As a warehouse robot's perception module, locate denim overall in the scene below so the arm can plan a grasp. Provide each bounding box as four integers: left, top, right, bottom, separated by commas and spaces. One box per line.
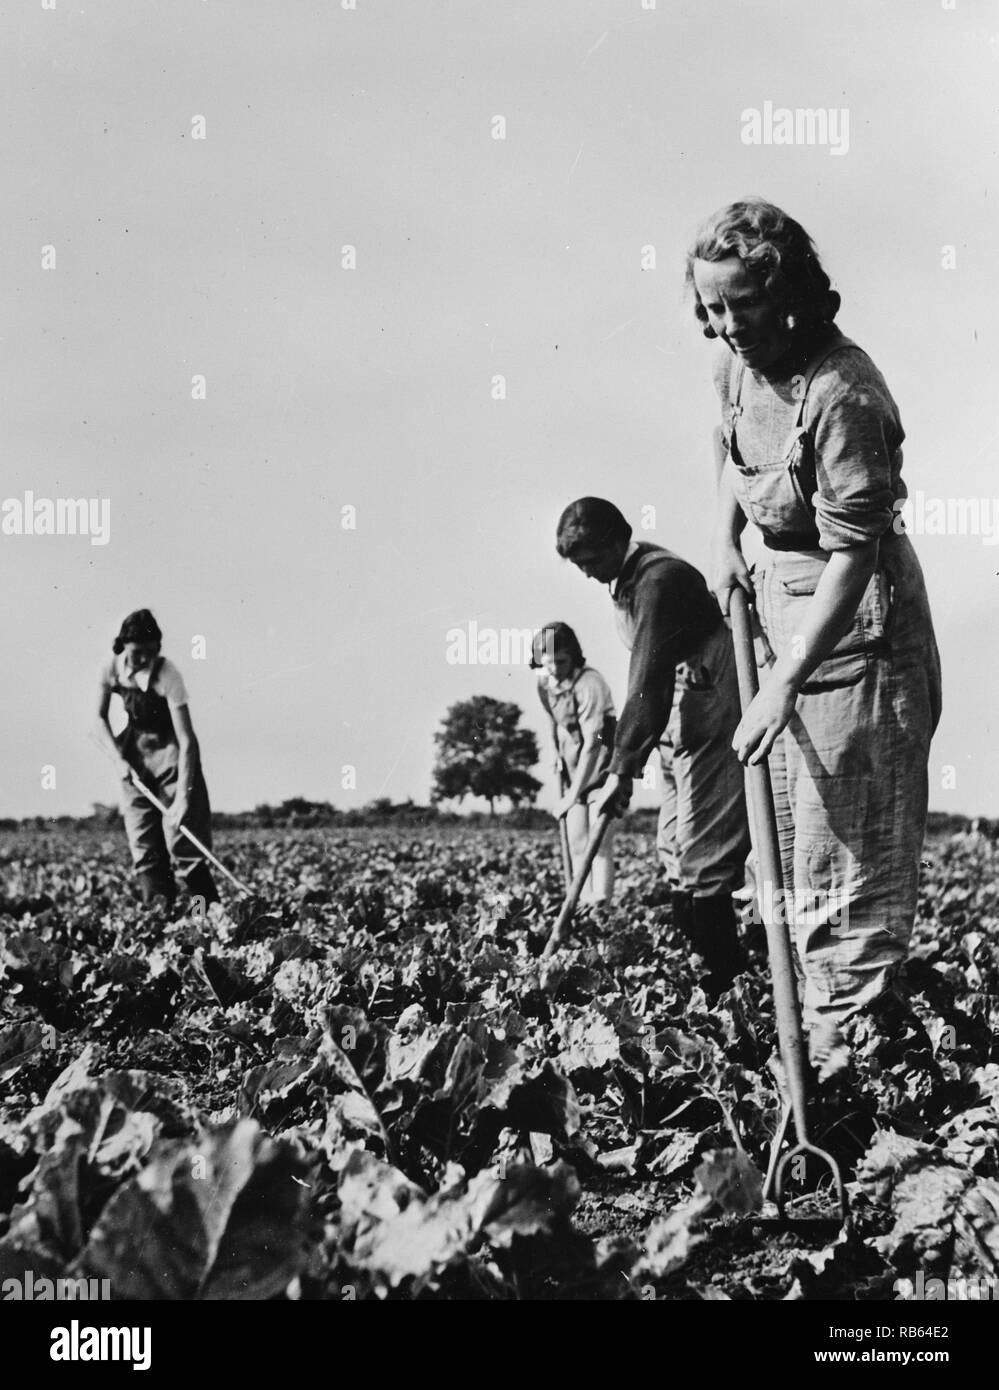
611, 553, 750, 901
543, 669, 615, 784
539, 667, 617, 902
114, 658, 215, 903
726, 333, 942, 1045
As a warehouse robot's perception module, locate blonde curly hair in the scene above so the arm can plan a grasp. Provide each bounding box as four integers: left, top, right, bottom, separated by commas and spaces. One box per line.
685, 198, 841, 338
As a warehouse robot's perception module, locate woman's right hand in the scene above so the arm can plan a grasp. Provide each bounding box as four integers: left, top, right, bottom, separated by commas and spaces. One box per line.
120, 760, 135, 782
712, 541, 753, 619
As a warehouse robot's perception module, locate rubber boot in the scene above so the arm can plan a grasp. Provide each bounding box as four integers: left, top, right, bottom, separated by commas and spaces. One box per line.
690, 893, 744, 1002
670, 888, 695, 945
180, 860, 219, 913
137, 867, 177, 908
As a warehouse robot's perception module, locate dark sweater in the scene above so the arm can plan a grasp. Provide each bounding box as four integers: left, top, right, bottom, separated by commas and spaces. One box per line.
609, 542, 723, 777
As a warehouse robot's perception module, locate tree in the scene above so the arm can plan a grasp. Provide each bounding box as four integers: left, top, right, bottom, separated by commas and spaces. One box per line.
431, 696, 541, 815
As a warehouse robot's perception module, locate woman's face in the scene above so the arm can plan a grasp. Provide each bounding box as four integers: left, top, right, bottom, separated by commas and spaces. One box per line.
567, 536, 628, 586
542, 650, 576, 683
692, 256, 790, 371
122, 641, 159, 675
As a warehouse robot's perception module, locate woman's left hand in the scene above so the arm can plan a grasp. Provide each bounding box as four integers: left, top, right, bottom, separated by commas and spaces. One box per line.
167, 796, 189, 829
553, 792, 578, 820
593, 773, 632, 819
732, 677, 798, 765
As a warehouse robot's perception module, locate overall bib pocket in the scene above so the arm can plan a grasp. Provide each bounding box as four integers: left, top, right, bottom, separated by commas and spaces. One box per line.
732, 428, 818, 537
784, 427, 818, 520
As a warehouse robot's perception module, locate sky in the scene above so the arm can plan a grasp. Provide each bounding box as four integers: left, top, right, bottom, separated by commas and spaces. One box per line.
1, 0, 997, 819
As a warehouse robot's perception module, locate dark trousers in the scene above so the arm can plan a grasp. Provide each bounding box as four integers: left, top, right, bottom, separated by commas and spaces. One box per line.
120, 744, 214, 895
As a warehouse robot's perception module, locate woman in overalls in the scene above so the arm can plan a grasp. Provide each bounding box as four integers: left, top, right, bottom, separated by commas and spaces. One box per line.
532, 622, 617, 903
96, 609, 218, 908
688, 198, 942, 1063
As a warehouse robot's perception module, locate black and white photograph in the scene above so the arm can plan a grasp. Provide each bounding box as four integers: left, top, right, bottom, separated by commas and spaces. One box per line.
2, 0, 997, 1358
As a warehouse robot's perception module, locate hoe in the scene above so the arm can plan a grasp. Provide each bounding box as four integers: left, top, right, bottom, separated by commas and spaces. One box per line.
729, 586, 848, 1224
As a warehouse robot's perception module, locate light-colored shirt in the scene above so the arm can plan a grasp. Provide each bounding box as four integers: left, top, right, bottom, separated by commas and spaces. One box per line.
539, 665, 615, 758
101, 654, 189, 707
611, 540, 641, 601
714, 335, 906, 552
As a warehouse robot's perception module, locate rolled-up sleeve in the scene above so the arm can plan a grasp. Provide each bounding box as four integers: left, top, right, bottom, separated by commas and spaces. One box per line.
809, 360, 904, 551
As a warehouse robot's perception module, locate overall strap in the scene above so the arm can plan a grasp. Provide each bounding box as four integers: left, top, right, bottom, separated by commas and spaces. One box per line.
727, 356, 747, 442
728, 330, 857, 431
732, 357, 747, 410
541, 667, 587, 733
550, 669, 586, 740
793, 331, 859, 427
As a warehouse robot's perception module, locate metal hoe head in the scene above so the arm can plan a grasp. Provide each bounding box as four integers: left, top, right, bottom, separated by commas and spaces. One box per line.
774, 1142, 848, 1223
